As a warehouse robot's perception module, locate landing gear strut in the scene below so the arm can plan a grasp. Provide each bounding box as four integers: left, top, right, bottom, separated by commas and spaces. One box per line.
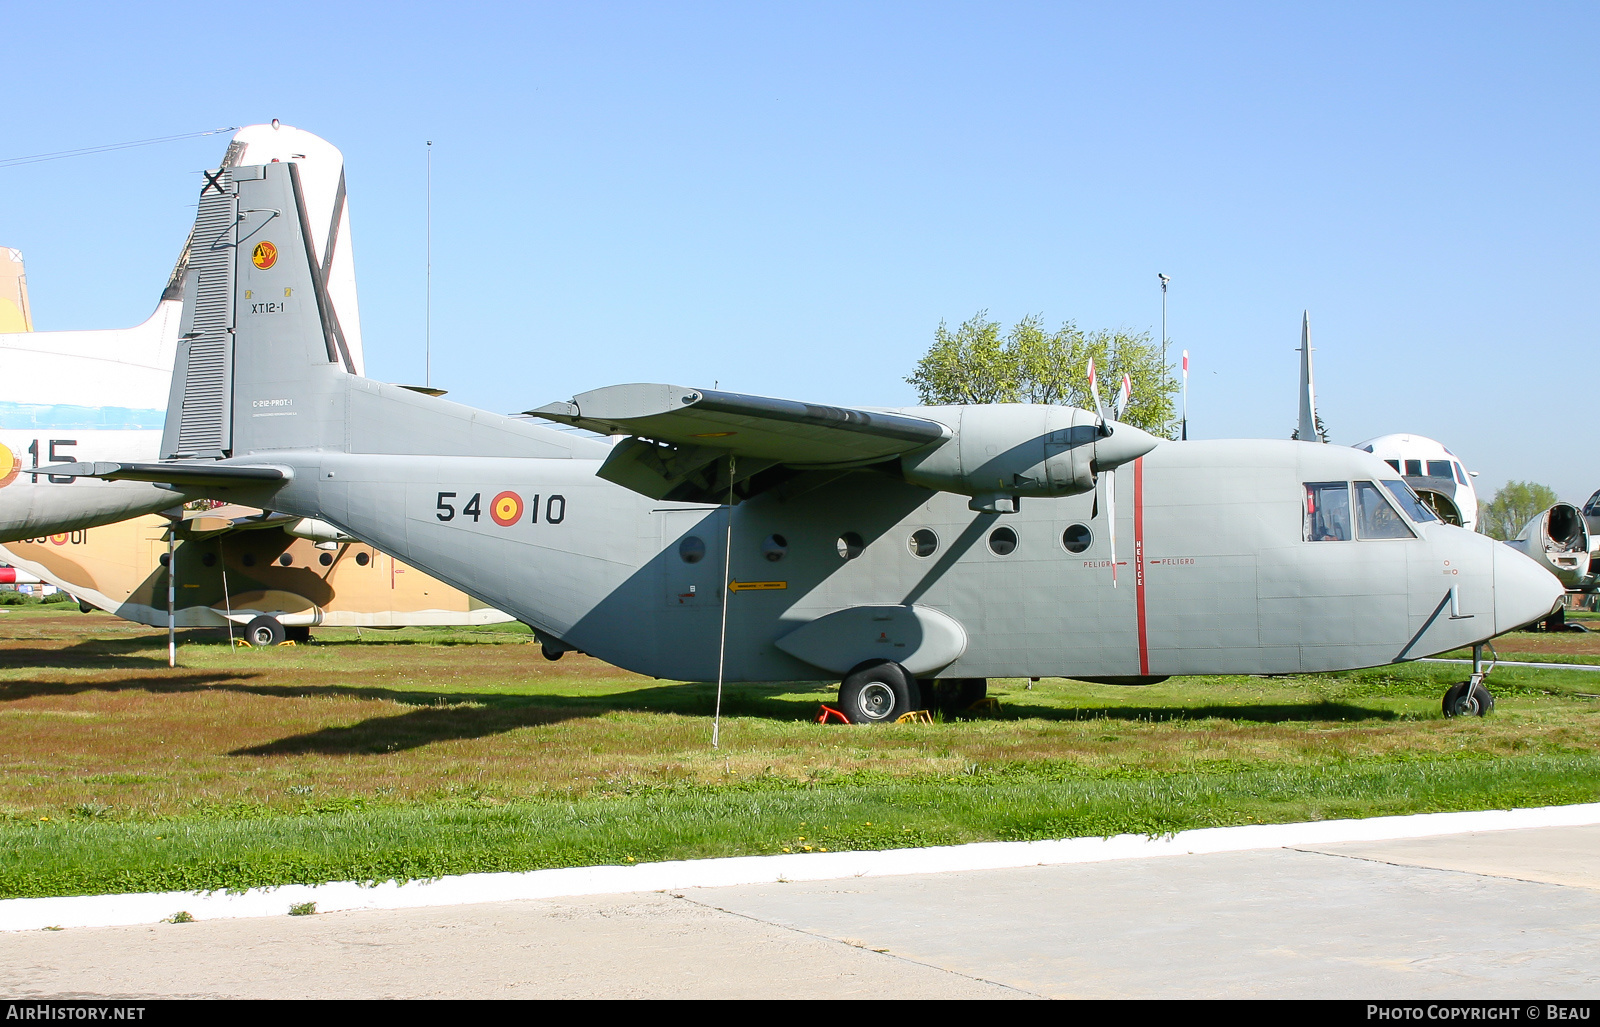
1443, 642, 1495, 718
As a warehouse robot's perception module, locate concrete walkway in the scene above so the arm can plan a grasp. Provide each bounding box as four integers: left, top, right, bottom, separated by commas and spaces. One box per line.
3, 824, 1597, 999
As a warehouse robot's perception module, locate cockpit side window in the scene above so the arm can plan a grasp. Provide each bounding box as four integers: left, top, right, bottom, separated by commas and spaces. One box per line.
1384, 459, 1402, 473
1426, 460, 1452, 479
1305, 482, 1353, 541
1356, 481, 1415, 539
1453, 462, 1469, 486
1404, 459, 1423, 476
1382, 480, 1439, 523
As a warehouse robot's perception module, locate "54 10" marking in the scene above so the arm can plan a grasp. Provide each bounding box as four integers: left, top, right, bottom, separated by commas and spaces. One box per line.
435, 491, 565, 526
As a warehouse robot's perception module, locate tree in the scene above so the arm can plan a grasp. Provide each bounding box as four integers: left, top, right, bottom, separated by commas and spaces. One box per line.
906, 312, 1181, 435
1478, 481, 1559, 541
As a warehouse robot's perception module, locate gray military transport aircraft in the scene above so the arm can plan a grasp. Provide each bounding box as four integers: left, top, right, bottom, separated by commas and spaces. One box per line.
47, 159, 1565, 722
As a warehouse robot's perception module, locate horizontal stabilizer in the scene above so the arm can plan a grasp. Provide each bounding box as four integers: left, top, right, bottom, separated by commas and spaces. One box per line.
37, 462, 290, 487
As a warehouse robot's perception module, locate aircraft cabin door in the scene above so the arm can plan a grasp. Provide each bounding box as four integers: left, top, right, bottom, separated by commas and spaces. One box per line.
657, 508, 726, 616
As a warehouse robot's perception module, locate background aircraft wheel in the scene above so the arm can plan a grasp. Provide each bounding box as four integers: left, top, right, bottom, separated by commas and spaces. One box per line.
244, 615, 286, 647
838, 661, 919, 724
284, 626, 311, 643
541, 644, 564, 661
1442, 681, 1494, 718
924, 678, 987, 717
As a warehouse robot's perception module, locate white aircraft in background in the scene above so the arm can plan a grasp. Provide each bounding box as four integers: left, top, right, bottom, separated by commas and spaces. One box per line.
1293, 311, 1480, 532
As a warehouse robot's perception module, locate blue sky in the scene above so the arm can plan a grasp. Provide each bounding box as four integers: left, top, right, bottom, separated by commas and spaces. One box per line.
4, 2, 1594, 500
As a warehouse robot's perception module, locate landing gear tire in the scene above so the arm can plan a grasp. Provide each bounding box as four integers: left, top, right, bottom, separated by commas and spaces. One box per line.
244, 615, 286, 648
541, 644, 564, 662
1443, 680, 1494, 718
924, 678, 987, 718
838, 661, 920, 724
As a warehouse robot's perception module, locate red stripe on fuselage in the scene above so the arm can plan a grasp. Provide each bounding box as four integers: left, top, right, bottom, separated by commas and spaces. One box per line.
1134, 457, 1149, 675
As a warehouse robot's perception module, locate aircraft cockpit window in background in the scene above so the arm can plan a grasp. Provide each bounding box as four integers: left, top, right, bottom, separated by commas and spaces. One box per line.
1426, 460, 1452, 479
1404, 459, 1424, 476
1304, 482, 1353, 541
1384, 459, 1402, 473
909, 529, 939, 558
1584, 490, 1600, 518
1382, 480, 1439, 523
1355, 481, 1415, 539
988, 525, 1018, 556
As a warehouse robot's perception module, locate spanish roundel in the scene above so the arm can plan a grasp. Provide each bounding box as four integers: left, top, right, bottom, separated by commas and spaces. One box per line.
490, 491, 523, 527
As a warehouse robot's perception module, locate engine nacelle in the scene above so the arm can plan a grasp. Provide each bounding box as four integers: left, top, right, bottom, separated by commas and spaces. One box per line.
1508, 503, 1596, 592
900, 405, 1159, 512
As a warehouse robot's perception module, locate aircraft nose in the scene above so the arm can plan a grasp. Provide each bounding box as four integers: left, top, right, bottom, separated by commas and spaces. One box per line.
1494, 542, 1565, 634
1092, 422, 1161, 473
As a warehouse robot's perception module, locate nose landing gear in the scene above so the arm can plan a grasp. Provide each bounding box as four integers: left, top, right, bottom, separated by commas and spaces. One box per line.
1443, 642, 1496, 718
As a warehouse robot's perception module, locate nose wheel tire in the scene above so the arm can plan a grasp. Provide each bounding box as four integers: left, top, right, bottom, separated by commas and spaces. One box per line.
838, 661, 920, 724
1443, 680, 1494, 718
244, 615, 287, 648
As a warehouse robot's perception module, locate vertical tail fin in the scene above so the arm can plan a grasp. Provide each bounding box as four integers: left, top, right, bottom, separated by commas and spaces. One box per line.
161, 160, 355, 460
160, 156, 603, 466
1296, 310, 1322, 443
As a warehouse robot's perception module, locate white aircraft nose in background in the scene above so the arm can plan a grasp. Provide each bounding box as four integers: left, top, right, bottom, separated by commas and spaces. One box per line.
1495, 543, 1566, 635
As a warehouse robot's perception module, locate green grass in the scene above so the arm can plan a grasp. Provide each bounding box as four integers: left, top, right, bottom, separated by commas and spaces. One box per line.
2, 612, 1599, 898
7, 753, 1598, 898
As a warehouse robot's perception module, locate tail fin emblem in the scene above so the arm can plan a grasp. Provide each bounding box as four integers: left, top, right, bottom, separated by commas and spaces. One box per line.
251, 241, 278, 270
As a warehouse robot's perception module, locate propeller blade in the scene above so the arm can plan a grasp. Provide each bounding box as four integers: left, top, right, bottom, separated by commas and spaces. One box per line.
1087, 357, 1107, 429
1114, 373, 1132, 421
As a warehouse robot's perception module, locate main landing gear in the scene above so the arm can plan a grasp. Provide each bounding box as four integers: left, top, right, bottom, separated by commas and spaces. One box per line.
834, 660, 988, 724
1443, 642, 1496, 718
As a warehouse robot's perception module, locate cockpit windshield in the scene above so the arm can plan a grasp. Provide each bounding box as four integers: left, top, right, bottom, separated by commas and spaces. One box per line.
1382, 480, 1439, 523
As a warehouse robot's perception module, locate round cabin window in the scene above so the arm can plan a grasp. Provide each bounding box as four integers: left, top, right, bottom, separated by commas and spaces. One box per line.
1062, 524, 1093, 553
909, 529, 939, 558
201, 553, 217, 568
761, 533, 788, 562
355, 552, 370, 566
679, 536, 706, 564
319, 553, 333, 566
241, 553, 256, 567
278, 553, 293, 567
836, 532, 864, 560
988, 525, 1018, 556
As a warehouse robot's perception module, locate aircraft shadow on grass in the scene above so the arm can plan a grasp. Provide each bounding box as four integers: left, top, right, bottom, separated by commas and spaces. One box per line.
0, 635, 1400, 754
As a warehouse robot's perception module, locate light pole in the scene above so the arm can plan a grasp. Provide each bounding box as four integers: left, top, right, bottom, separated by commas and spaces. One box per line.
1158, 273, 1170, 369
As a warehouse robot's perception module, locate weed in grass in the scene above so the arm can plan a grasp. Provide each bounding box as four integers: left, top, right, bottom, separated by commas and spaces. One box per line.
288, 902, 316, 916
165, 911, 194, 924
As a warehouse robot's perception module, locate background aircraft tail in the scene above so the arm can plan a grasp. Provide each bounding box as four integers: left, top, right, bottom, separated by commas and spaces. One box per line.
0, 249, 32, 333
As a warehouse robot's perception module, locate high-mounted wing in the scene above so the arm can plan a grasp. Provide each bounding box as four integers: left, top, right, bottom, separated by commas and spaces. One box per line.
528, 384, 948, 504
